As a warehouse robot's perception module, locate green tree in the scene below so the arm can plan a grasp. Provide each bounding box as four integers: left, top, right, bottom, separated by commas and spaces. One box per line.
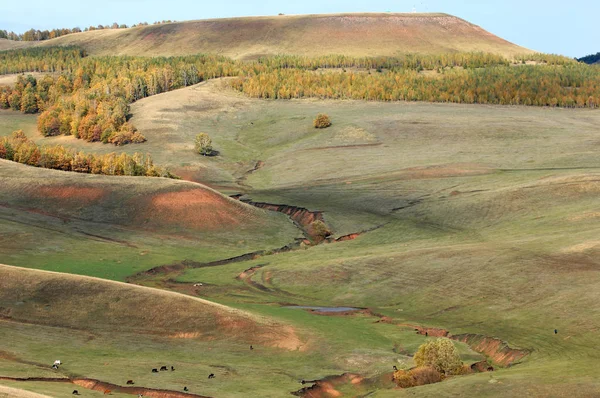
195, 133, 213, 156
413, 339, 463, 375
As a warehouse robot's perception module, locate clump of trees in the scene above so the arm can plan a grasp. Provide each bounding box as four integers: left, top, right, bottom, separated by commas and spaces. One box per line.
0, 130, 174, 177
578, 52, 600, 65
313, 113, 332, 129
393, 339, 466, 389
194, 133, 214, 156
0, 48, 243, 145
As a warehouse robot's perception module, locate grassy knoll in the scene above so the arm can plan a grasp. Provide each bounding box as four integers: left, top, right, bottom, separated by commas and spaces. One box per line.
0, 159, 300, 280
25, 13, 529, 59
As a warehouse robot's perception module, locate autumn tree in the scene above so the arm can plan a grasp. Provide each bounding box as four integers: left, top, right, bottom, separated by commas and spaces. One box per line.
314, 113, 332, 129
413, 339, 463, 375
195, 133, 214, 156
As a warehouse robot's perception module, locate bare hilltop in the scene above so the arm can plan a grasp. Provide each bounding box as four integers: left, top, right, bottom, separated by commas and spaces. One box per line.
1, 13, 531, 58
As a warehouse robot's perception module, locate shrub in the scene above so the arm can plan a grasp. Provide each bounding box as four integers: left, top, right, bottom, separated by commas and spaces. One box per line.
413, 339, 463, 375
195, 133, 214, 156
313, 113, 332, 129
393, 367, 442, 388
311, 220, 332, 239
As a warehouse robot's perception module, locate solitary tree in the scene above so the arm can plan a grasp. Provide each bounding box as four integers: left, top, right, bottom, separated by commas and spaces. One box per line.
313, 113, 332, 129
413, 339, 463, 375
195, 133, 213, 156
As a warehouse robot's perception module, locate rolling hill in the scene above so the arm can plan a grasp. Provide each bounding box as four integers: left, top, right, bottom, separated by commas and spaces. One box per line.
0, 264, 302, 348
28, 13, 530, 58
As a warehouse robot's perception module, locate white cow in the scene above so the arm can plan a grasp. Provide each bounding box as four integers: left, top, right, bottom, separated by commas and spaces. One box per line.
53, 360, 61, 366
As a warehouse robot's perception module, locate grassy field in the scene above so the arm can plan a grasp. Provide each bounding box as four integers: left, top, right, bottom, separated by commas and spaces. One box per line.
2, 79, 600, 396
8, 13, 531, 59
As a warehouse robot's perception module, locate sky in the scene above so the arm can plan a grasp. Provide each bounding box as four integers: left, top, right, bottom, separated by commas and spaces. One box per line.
0, 0, 597, 57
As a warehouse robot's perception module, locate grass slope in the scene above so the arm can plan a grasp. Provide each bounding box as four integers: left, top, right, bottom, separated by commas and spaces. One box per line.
0, 158, 300, 279
30, 13, 530, 58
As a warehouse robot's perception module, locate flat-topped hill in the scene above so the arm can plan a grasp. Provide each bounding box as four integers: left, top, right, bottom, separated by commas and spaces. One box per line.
33, 13, 530, 58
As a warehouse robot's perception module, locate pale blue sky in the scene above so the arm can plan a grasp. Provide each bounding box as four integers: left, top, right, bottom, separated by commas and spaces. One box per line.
1, 0, 597, 57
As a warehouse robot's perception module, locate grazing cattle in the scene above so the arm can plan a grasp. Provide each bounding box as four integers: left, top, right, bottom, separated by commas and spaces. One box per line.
138, 395, 143, 398
425, 332, 428, 337
54, 360, 62, 366
555, 329, 558, 334
160, 366, 168, 371
152, 368, 158, 373
52, 364, 59, 370
183, 387, 189, 392
171, 366, 175, 371
193, 283, 203, 287
487, 366, 494, 372
126, 380, 134, 385
72, 391, 79, 396
393, 365, 398, 371
301, 380, 306, 385
250, 345, 254, 350
208, 373, 215, 379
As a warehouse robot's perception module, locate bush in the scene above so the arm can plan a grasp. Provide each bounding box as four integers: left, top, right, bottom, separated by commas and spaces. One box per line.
311, 220, 332, 239
413, 339, 463, 375
195, 133, 214, 156
393, 367, 442, 388
313, 113, 332, 129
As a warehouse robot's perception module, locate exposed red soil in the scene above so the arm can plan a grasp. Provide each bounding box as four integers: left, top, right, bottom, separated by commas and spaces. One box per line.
405, 325, 529, 367
334, 233, 361, 242
140, 188, 258, 230
32, 186, 107, 203
0, 377, 210, 398
239, 200, 324, 236
72, 378, 210, 398
451, 334, 529, 367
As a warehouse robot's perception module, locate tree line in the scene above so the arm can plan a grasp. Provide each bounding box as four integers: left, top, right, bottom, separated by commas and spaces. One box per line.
0, 130, 175, 177
0, 48, 598, 151
578, 52, 600, 65
0, 21, 178, 42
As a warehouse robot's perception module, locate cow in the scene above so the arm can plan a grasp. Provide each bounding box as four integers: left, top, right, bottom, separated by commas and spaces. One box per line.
183, 387, 189, 392
54, 360, 62, 366
250, 345, 254, 350
160, 366, 168, 371
126, 380, 135, 385
208, 373, 215, 379
152, 368, 158, 373
555, 329, 558, 334
52, 364, 59, 370
487, 366, 494, 372
393, 365, 398, 371
72, 391, 79, 396
171, 366, 175, 371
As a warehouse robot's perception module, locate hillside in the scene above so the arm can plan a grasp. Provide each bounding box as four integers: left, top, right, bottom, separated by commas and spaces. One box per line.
0, 264, 301, 348
0, 39, 32, 52
32, 13, 530, 58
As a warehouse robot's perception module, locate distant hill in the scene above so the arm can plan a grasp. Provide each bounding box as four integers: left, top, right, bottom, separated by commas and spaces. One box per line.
27, 13, 530, 59
0, 38, 33, 51
578, 52, 600, 64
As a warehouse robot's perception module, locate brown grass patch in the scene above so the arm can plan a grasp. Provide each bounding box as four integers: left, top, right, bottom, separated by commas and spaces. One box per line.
35, 13, 530, 58
140, 188, 259, 230
0, 264, 305, 350
33, 186, 107, 203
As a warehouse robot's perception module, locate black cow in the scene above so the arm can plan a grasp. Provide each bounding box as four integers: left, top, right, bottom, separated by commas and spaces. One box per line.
555, 329, 558, 334
171, 366, 175, 371
72, 391, 80, 396
183, 387, 189, 392
152, 368, 158, 373
250, 345, 254, 350
160, 366, 168, 371
126, 380, 134, 385
208, 373, 215, 379
393, 365, 398, 371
